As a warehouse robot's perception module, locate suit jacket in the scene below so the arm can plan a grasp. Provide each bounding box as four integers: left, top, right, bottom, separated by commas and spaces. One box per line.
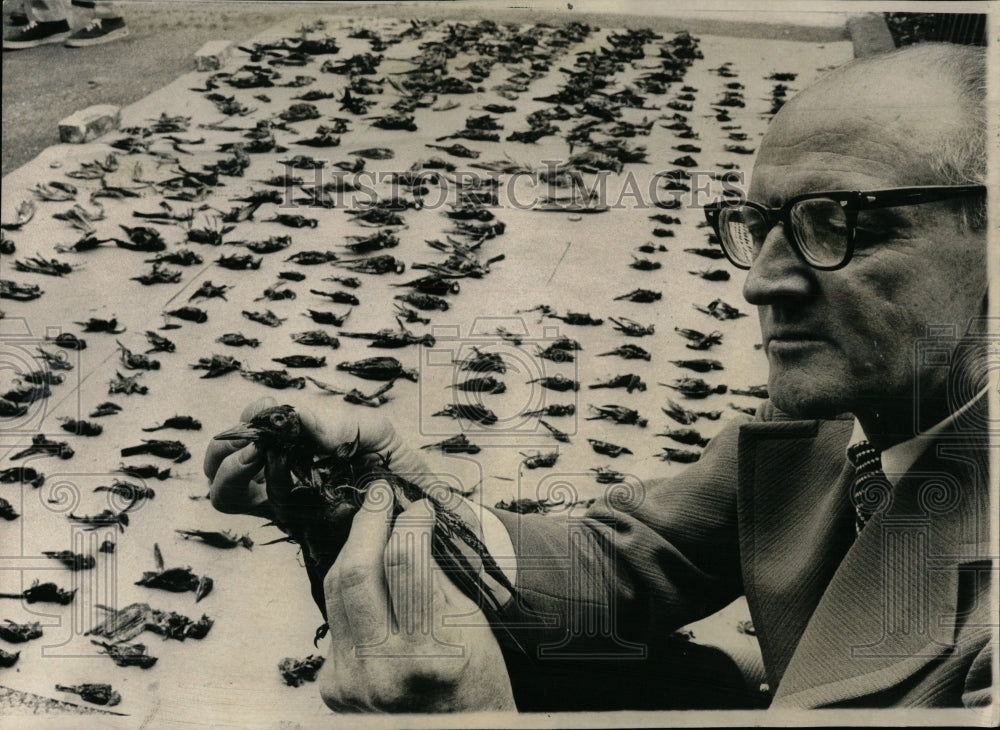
491, 399, 993, 710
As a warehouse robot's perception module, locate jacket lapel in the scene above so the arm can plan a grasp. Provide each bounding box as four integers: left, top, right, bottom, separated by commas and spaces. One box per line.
769, 404, 991, 708
737, 415, 856, 690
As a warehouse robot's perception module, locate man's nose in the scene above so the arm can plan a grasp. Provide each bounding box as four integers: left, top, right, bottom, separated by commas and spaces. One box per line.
742, 224, 815, 305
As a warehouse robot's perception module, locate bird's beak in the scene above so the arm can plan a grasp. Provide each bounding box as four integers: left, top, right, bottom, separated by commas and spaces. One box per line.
212, 424, 261, 441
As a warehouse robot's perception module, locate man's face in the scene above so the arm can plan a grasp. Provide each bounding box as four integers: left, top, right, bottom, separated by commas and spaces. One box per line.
743, 63, 986, 421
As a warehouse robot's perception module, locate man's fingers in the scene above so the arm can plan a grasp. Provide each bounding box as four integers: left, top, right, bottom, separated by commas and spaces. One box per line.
323, 496, 514, 713
296, 407, 439, 492
240, 395, 278, 422
204, 397, 277, 480
208, 444, 267, 513
384, 499, 451, 640
330, 481, 397, 647
203, 435, 247, 481
297, 406, 397, 456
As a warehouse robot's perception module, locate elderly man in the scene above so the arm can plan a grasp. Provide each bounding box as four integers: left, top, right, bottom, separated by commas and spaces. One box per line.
205, 42, 991, 712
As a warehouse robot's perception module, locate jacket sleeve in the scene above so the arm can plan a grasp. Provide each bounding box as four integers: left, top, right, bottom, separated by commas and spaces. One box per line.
489, 416, 748, 669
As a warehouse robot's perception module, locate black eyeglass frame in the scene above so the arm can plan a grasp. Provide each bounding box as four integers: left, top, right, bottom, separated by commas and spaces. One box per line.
703, 184, 987, 271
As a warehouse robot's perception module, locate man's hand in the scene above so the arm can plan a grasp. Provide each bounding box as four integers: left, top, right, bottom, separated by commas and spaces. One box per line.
319, 484, 516, 713
204, 396, 435, 514
205, 397, 519, 711
203, 397, 274, 514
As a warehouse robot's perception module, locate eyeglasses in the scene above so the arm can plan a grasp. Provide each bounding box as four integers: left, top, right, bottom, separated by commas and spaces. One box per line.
703, 185, 987, 271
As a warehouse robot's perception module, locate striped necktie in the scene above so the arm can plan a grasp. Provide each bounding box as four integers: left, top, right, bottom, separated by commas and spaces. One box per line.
846, 440, 891, 536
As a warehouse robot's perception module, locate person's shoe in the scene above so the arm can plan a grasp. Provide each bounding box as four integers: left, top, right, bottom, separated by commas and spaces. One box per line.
7, 12, 28, 26
3, 19, 71, 49
64, 17, 127, 47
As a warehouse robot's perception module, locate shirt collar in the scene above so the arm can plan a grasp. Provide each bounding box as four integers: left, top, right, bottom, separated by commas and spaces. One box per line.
846, 387, 989, 486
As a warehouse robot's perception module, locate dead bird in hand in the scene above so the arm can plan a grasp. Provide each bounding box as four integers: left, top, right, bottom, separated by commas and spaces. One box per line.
213, 405, 518, 633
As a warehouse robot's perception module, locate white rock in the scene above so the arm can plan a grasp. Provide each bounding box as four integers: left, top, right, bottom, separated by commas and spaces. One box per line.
57, 104, 121, 144
195, 40, 233, 72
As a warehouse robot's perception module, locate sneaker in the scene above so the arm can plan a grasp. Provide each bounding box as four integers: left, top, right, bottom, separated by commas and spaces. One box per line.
64, 17, 127, 47
3, 19, 71, 49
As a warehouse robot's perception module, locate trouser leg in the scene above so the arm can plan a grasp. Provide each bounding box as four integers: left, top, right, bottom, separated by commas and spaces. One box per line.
4, 1, 28, 16
25, 0, 70, 22
71, 0, 117, 20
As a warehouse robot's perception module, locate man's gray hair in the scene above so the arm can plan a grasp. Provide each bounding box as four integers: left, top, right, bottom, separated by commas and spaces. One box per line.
836, 43, 987, 230
917, 43, 987, 230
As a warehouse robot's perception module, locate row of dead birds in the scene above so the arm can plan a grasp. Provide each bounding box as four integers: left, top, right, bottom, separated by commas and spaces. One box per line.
414, 319, 768, 476
509, 45, 771, 461
5, 98, 756, 298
